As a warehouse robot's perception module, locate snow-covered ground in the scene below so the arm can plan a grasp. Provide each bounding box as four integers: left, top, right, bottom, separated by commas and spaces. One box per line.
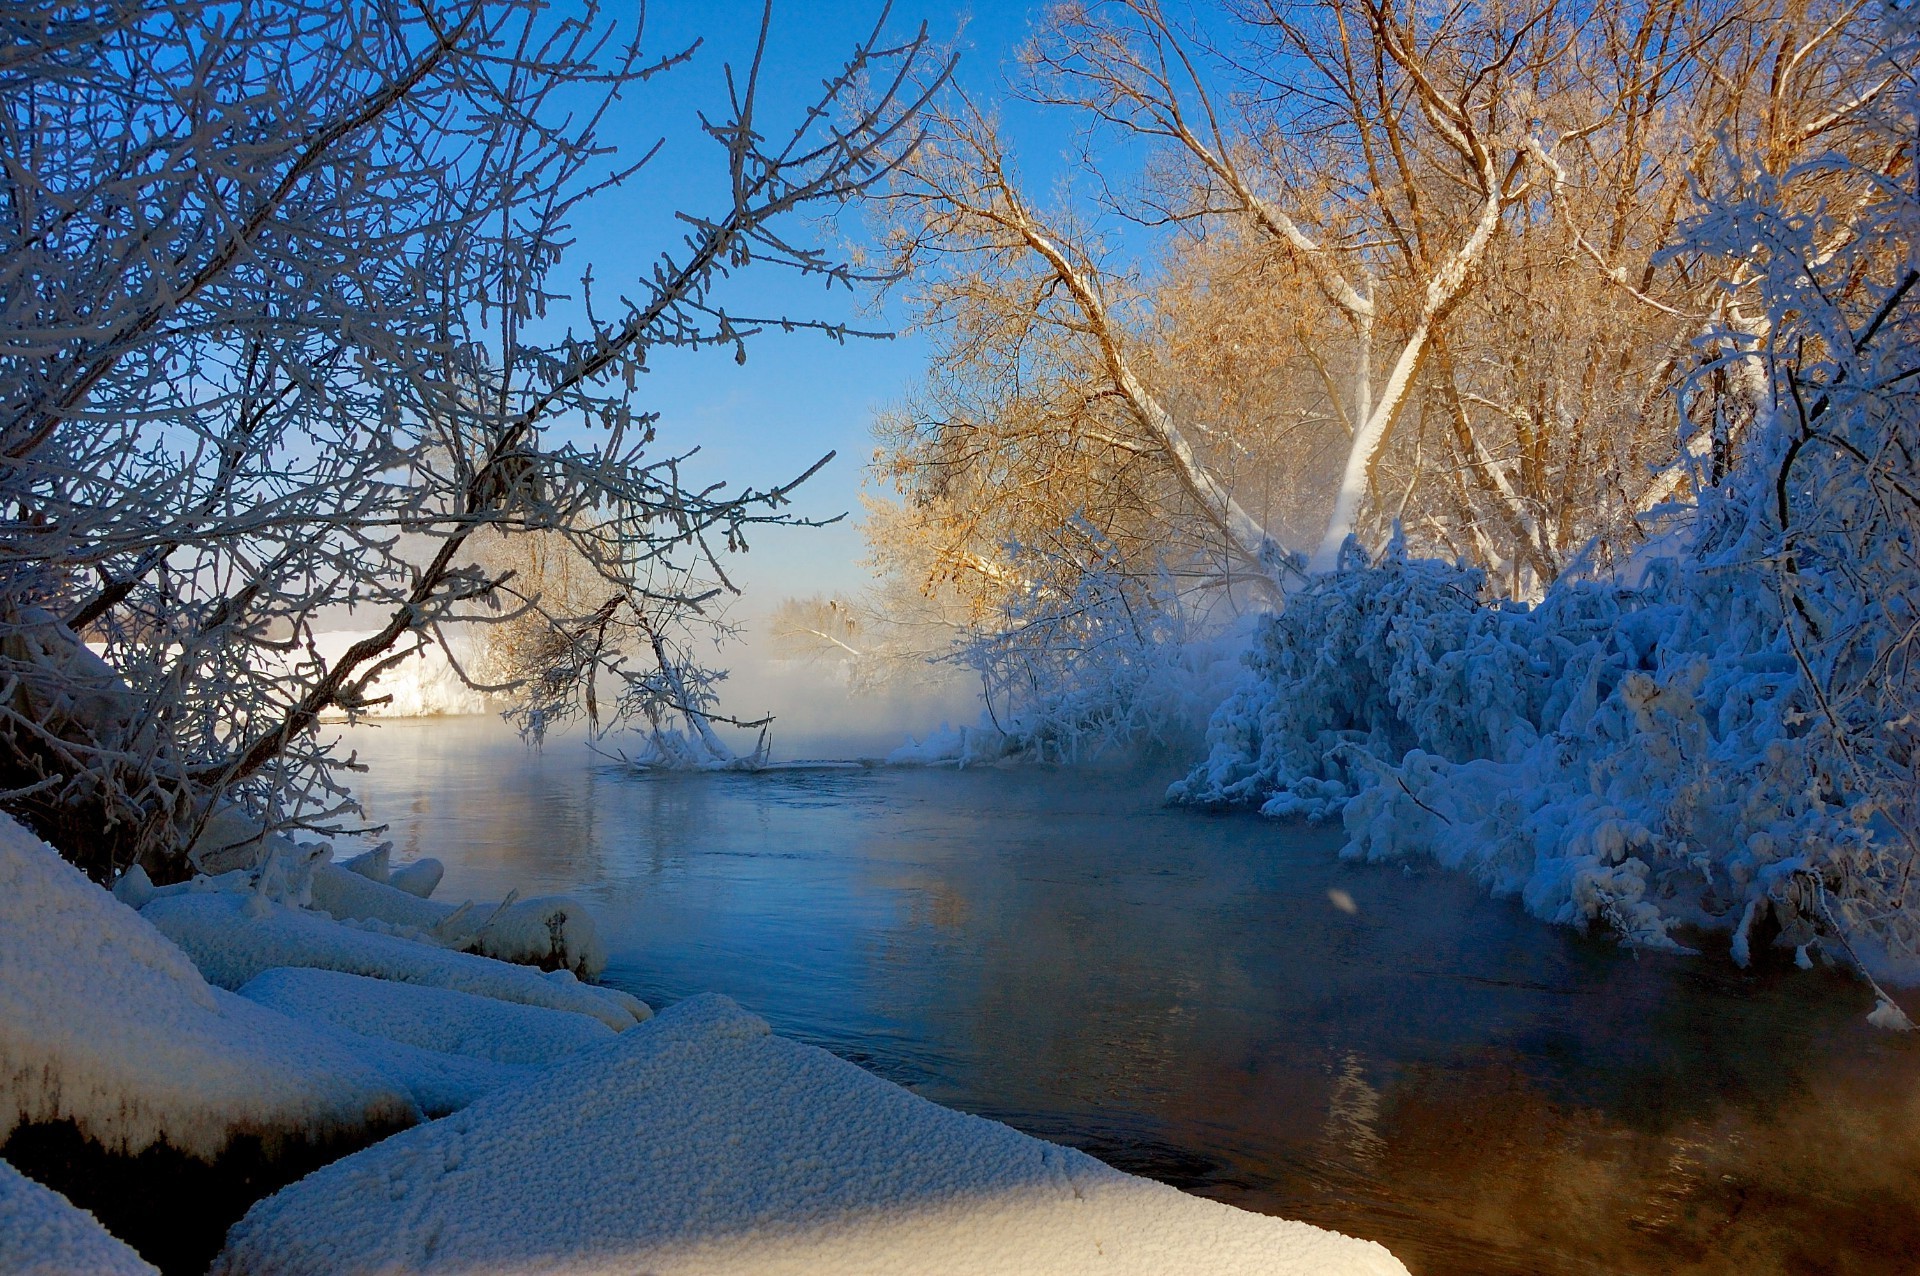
215, 994, 1407, 1276
2, 812, 1408, 1274
0, 816, 416, 1160
0, 1160, 156, 1276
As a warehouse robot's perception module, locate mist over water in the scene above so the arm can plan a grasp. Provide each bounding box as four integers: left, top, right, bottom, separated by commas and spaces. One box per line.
694, 629, 979, 763
344, 717, 1920, 1276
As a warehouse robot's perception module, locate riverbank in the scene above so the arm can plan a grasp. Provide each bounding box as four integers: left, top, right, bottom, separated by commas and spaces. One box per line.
0, 811, 1407, 1275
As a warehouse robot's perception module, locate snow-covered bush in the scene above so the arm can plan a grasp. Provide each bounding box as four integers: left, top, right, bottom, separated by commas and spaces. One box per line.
1178, 15, 1920, 1010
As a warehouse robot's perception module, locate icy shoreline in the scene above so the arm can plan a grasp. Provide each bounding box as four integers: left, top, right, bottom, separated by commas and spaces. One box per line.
0, 813, 1408, 1275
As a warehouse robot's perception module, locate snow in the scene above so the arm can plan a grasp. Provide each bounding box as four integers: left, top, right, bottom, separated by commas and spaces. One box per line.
1174, 515, 1920, 992
214, 993, 1407, 1276
237, 968, 615, 1067
0, 1160, 157, 1276
0, 815, 418, 1160
308, 858, 610, 977
389, 857, 445, 898
253, 1014, 530, 1118
139, 890, 648, 1030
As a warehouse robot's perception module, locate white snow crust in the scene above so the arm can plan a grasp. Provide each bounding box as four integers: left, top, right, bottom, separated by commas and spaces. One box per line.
0, 816, 418, 1159
308, 859, 610, 977
238, 968, 615, 1066
215, 993, 1407, 1276
140, 890, 648, 1029
0, 1160, 156, 1276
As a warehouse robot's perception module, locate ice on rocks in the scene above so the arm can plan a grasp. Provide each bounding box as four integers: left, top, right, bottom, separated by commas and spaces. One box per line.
388, 858, 444, 899
238, 968, 615, 1067
0, 1159, 157, 1276
214, 993, 1408, 1276
0, 815, 418, 1160
140, 890, 647, 1030
309, 859, 609, 977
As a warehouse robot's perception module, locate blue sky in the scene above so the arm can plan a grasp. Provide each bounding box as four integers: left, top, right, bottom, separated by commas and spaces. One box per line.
547, 0, 1064, 617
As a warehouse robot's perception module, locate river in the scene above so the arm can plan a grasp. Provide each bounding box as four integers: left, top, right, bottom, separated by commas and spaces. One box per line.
344, 717, 1920, 1276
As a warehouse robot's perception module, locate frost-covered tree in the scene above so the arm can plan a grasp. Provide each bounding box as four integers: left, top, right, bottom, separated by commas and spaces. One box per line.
0, 1, 947, 878
875, 0, 1887, 592
1179, 2, 1920, 1010
864, 0, 1889, 757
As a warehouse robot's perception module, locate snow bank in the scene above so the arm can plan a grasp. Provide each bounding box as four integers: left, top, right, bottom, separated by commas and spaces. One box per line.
309, 859, 609, 978
0, 815, 418, 1160
0, 1160, 156, 1276
238, 968, 614, 1067
215, 994, 1406, 1276
140, 890, 648, 1030
885, 721, 1020, 767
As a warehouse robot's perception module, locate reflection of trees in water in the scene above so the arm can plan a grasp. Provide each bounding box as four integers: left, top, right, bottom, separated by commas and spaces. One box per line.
1322, 1053, 1385, 1171
1307, 1055, 1920, 1276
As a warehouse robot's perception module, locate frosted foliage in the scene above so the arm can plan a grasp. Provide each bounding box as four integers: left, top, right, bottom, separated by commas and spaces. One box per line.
214, 994, 1407, 1276
940, 545, 1255, 763
140, 891, 647, 1029
238, 968, 615, 1067
0, 1160, 156, 1276
1177, 23, 1920, 998
0, 815, 418, 1159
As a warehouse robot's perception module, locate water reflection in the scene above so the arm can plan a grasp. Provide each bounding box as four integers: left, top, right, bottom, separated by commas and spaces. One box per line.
345, 718, 1920, 1276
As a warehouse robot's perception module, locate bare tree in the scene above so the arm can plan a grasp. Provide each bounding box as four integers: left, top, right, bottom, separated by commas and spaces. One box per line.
0, 0, 949, 878
873, 0, 1890, 616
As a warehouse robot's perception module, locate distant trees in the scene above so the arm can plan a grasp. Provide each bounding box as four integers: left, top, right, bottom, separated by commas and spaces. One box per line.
0, 1, 946, 878
870, 0, 1893, 621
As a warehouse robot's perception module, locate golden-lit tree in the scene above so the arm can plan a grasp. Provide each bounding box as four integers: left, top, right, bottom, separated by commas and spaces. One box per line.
871, 0, 1894, 617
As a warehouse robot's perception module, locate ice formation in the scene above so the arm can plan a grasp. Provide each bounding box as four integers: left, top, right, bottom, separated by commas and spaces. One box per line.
308, 858, 609, 977
140, 889, 648, 1029
0, 815, 418, 1159
214, 994, 1407, 1276
0, 1160, 157, 1276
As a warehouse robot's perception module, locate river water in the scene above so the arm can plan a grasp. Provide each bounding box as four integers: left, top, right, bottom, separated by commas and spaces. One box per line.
344, 717, 1920, 1276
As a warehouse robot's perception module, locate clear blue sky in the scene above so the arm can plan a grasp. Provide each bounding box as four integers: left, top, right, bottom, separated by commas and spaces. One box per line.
551, 0, 1066, 618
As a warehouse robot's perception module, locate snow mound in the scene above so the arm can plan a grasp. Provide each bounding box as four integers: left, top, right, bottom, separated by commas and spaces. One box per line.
0, 815, 418, 1159
238, 968, 615, 1067
140, 891, 648, 1030
263, 1016, 529, 1118
0, 1159, 156, 1276
214, 993, 1407, 1276
310, 859, 609, 977
884, 721, 1018, 767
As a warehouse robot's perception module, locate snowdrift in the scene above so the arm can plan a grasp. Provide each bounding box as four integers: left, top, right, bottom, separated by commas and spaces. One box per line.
0, 815, 418, 1160
237, 968, 615, 1067
140, 889, 645, 1029
309, 856, 609, 977
215, 993, 1406, 1276
0, 1160, 157, 1276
